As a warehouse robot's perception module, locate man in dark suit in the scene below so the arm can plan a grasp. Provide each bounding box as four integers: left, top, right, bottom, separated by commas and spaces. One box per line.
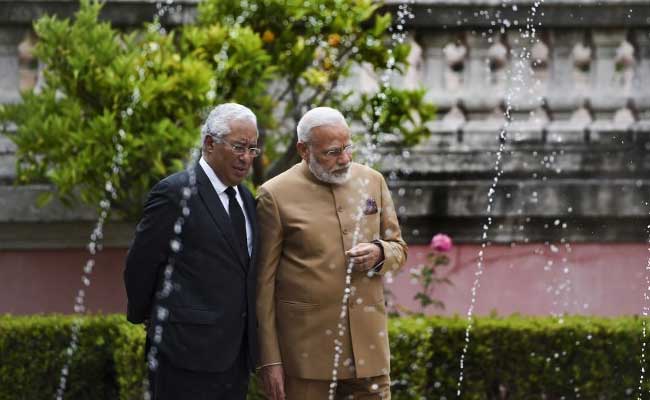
124, 103, 260, 400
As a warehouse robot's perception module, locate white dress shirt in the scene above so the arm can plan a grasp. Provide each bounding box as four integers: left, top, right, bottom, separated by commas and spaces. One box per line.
199, 157, 253, 257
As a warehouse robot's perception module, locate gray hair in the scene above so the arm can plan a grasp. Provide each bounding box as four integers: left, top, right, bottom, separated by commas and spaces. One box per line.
201, 103, 258, 142
296, 107, 348, 143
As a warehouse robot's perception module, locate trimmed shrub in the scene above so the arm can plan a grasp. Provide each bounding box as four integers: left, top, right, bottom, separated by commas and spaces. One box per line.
2, 314, 650, 399
112, 322, 146, 400
389, 315, 650, 399
0, 314, 122, 400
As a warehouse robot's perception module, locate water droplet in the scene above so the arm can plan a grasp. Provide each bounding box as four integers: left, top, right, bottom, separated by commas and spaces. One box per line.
84, 260, 95, 273
157, 306, 169, 321
170, 239, 181, 252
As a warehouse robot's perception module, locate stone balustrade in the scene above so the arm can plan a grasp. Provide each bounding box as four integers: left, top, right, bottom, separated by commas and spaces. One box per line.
377, 1, 650, 243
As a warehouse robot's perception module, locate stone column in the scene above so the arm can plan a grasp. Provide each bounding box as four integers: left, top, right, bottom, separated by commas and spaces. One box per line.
591, 29, 627, 111
390, 32, 423, 91
633, 29, 650, 114
0, 27, 27, 104
507, 30, 541, 112
548, 29, 585, 111
420, 31, 453, 109
465, 32, 499, 111
633, 29, 650, 142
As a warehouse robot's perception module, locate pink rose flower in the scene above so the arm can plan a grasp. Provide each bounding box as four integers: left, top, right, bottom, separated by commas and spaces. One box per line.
430, 233, 453, 252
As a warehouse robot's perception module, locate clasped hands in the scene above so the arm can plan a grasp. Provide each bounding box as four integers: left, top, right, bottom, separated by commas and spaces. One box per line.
345, 242, 383, 272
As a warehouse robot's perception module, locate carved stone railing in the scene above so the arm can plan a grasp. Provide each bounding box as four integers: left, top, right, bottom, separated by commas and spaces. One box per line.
378, 1, 650, 243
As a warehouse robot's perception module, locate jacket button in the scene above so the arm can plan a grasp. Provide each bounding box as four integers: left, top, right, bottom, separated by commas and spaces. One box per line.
337, 206, 343, 213
343, 229, 349, 235
241, 312, 247, 318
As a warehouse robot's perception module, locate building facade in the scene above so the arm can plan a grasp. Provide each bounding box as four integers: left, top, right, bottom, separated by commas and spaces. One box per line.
0, 0, 649, 316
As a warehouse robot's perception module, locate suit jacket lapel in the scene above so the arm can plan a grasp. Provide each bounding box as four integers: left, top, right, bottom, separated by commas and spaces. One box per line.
196, 165, 246, 271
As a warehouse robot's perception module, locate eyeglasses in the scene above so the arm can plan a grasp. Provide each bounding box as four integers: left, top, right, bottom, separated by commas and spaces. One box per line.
319, 144, 355, 159
212, 136, 261, 157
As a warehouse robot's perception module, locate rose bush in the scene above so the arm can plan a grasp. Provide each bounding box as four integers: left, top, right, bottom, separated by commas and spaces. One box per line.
409, 233, 453, 313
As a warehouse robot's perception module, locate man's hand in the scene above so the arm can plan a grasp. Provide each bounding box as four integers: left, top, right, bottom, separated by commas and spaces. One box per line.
346, 242, 383, 271
260, 364, 285, 400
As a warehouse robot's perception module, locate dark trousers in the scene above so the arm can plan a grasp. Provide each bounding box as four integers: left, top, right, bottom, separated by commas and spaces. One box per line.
148, 343, 250, 400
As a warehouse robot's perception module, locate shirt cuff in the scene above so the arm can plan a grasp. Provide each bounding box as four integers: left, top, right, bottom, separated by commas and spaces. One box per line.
370, 240, 385, 273
256, 362, 282, 371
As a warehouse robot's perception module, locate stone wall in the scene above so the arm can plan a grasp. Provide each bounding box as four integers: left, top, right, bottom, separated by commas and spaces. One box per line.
379, 0, 650, 243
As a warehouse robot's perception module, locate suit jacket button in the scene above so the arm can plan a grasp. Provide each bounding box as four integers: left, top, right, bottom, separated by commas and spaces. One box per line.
337, 206, 343, 213
241, 312, 247, 318
343, 229, 349, 235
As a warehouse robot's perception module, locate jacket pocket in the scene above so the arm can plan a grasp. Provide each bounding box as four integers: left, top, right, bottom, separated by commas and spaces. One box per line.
277, 300, 320, 316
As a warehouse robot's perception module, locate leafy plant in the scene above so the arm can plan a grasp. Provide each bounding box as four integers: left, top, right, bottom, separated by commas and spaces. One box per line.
408, 233, 454, 313
0, 0, 213, 219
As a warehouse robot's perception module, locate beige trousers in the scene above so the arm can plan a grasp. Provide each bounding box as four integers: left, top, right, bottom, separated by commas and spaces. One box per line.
285, 374, 390, 400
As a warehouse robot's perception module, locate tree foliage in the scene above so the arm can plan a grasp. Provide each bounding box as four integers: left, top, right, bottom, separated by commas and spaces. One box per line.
194, 0, 435, 179
1, 1, 213, 218
0, 0, 435, 220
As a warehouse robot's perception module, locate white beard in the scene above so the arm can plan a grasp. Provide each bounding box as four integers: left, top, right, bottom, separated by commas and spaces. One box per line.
308, 157, 351, 184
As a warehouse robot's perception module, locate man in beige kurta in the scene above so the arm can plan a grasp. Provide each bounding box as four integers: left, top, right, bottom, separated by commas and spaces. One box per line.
256, 107, 407, 399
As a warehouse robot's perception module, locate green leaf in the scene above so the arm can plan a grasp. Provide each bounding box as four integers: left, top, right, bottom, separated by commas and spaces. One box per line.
35, 191, 53, 208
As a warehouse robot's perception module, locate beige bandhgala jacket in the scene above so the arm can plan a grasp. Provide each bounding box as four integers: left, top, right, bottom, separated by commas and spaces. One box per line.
256, 161, 407, 380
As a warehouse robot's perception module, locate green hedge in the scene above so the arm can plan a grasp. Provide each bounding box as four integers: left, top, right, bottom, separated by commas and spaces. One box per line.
389, 316, 650, 399
2, 315, 650, 399
0, 315, 122, 400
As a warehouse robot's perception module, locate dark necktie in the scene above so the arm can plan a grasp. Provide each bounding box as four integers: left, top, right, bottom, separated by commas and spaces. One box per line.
225, 187, 249, 266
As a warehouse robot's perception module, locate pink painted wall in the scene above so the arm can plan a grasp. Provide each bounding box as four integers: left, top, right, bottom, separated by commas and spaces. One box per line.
0, 244, 648, 316
387, 243, 650, 317
0, 249, 128, 315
